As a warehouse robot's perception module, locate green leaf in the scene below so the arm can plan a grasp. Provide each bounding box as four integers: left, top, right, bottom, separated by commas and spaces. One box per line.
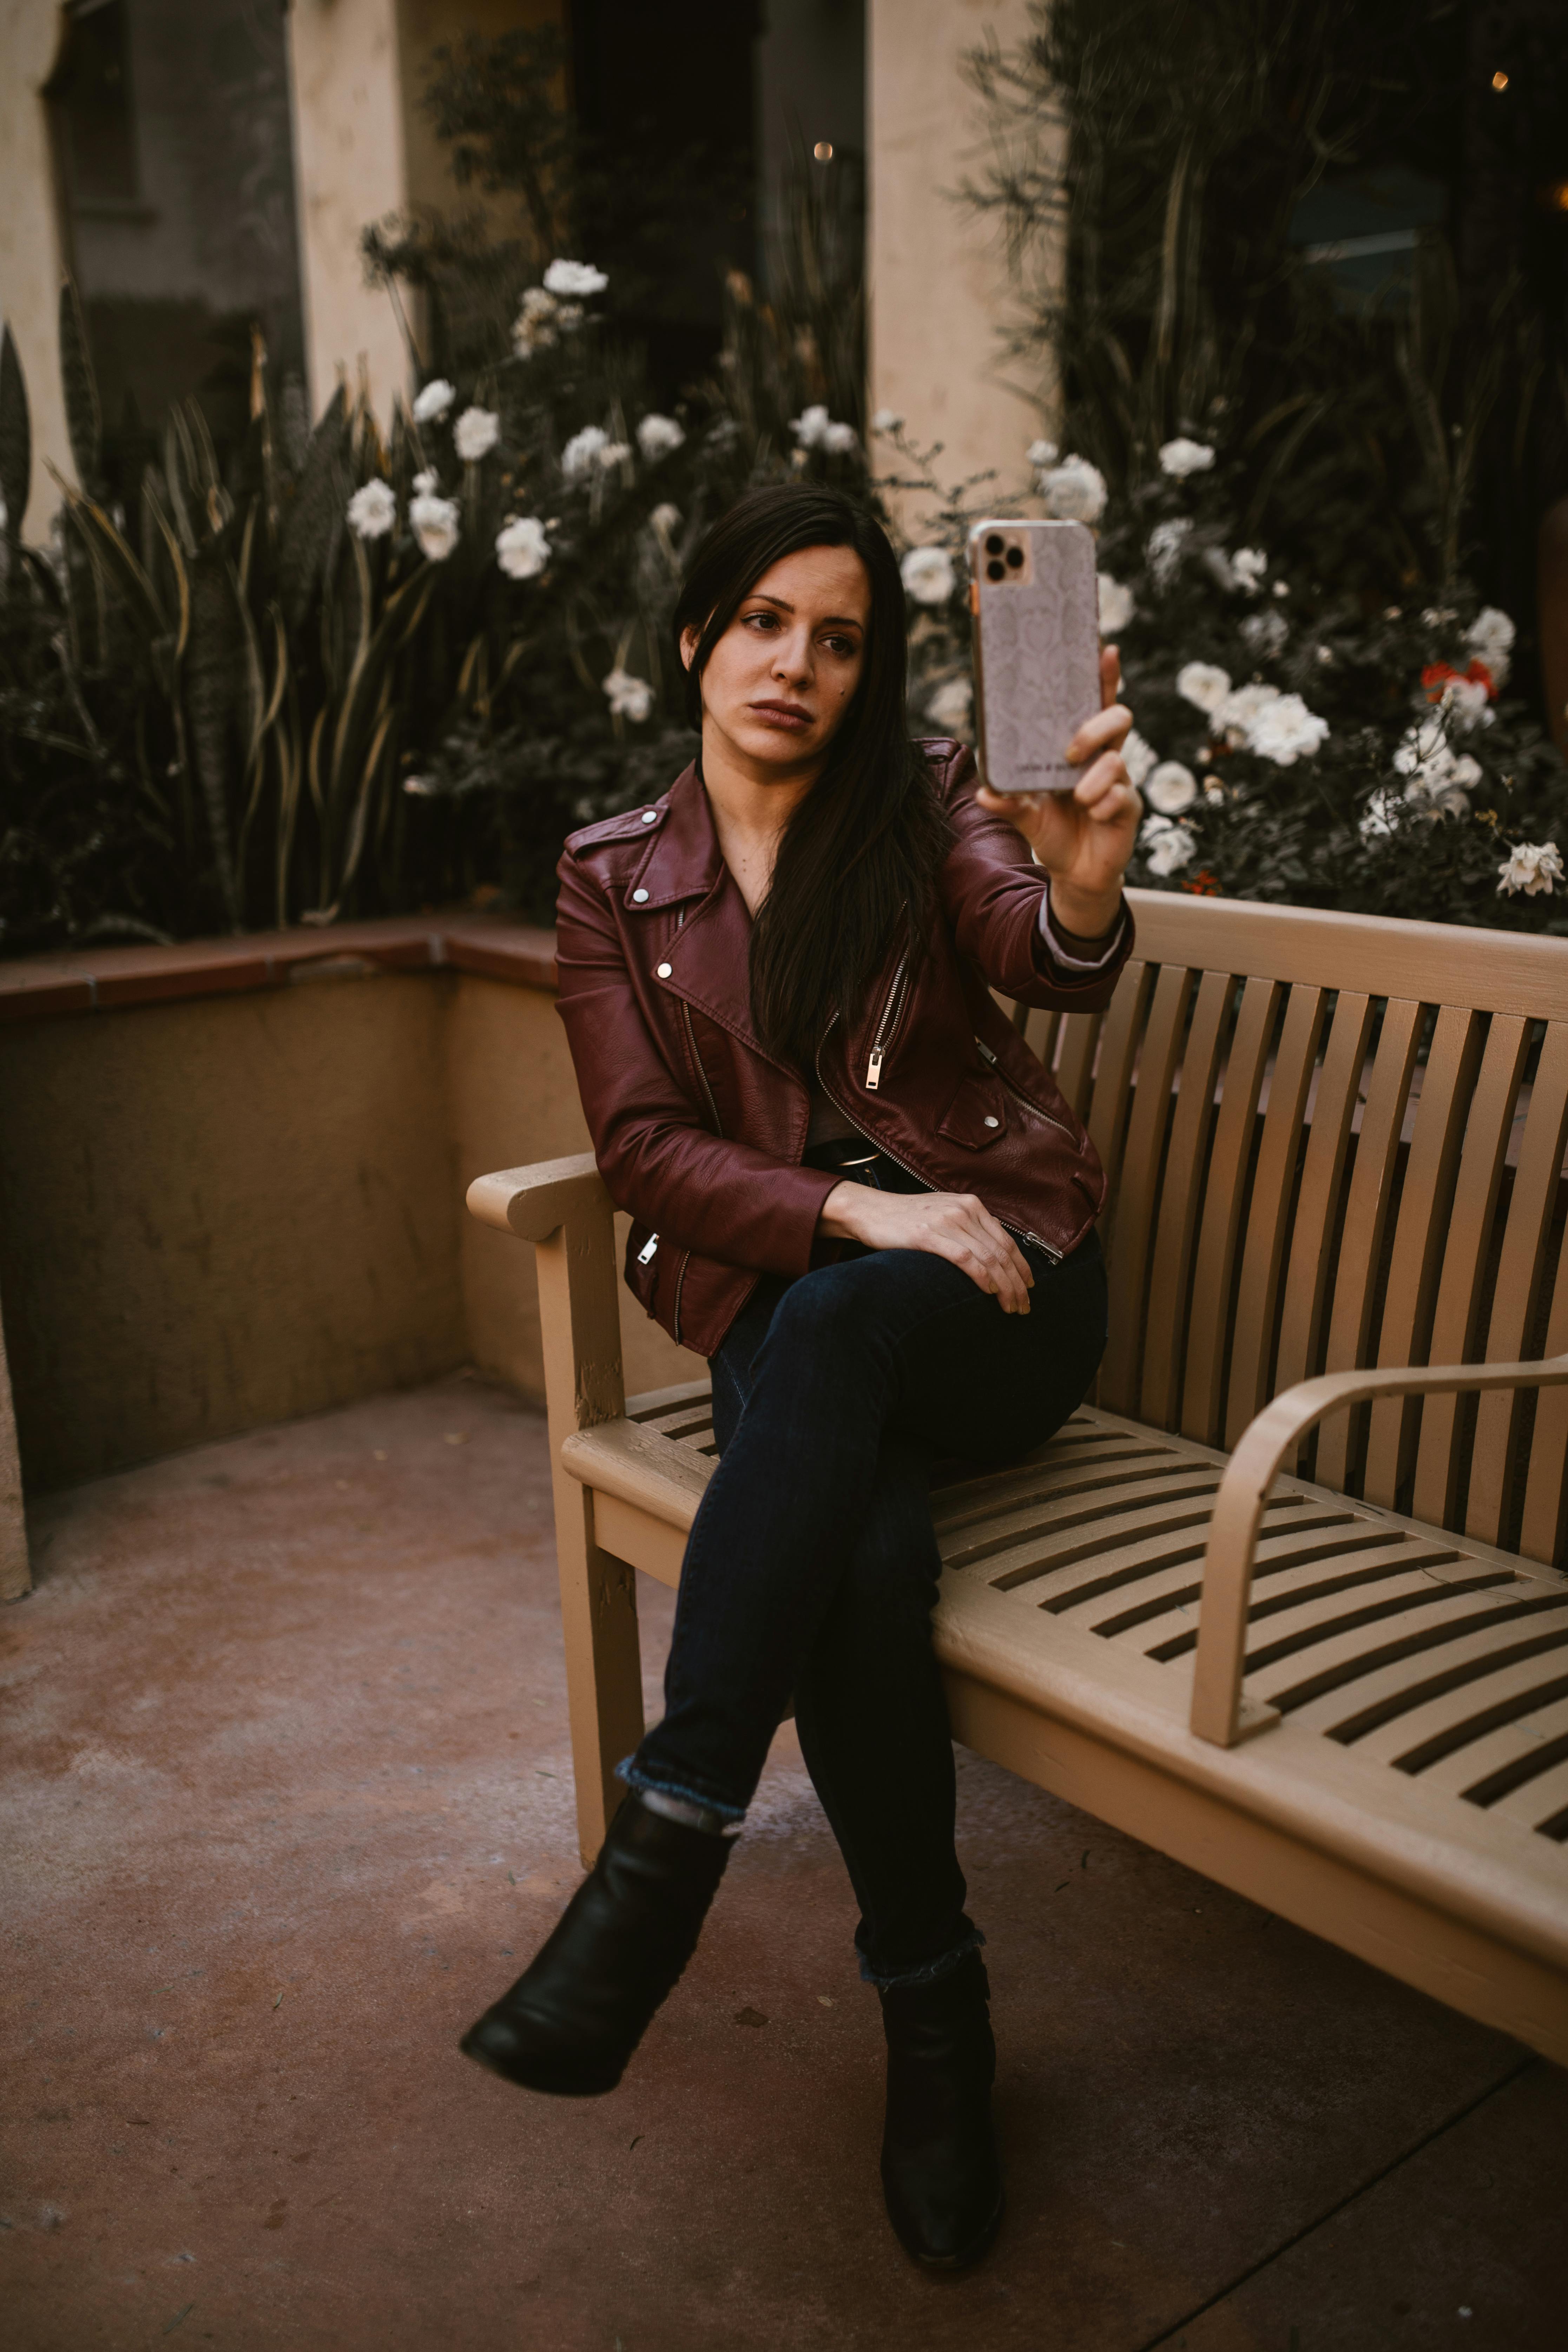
58, 276, 101, 490
0, 324, 30, 547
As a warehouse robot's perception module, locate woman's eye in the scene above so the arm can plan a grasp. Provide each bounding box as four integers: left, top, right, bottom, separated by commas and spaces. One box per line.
825, 635, 858, 658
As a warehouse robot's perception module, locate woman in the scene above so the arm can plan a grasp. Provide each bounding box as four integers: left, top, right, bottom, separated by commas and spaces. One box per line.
463, 484, 1139, 2268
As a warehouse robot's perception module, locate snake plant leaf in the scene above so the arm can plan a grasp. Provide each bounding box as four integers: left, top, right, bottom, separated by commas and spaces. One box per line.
163, 408, 200, 554
278, 383, 348, 629
52, 472, 167, 655
0, 323, 30, 551
139, 476, 191, 671
326, 564, 435, 866
58, 277, 101, 491
185, 541, 244, 929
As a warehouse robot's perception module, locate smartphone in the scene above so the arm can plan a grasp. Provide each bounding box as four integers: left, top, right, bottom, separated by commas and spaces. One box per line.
967, 518, 1101, 792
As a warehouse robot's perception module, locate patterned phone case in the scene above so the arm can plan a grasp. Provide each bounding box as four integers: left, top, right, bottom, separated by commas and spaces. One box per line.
968, 519, 1101, 792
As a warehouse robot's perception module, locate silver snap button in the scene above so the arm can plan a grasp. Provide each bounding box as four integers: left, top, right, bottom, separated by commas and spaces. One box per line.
641, 809, 658, 823
983, 1114, 1000, 1128
656, 962, 672, 978
632, 887, 649, 902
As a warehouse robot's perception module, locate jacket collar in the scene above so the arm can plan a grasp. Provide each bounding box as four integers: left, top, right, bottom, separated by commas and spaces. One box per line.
630, 762, 725, 908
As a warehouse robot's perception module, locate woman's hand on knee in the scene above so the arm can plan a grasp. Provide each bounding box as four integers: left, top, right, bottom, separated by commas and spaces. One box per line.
817, 1184, 1035, 1313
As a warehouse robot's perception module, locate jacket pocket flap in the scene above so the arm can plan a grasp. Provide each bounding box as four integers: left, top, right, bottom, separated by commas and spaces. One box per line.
937, 1071, 1009, 1149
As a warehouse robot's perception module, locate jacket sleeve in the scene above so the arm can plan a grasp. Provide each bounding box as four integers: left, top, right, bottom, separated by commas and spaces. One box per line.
929, 740, 1135, 1012
553, 852, 841, 1278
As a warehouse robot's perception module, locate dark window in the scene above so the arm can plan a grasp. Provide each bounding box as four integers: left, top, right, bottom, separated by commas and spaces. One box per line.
48, 0, 140, 210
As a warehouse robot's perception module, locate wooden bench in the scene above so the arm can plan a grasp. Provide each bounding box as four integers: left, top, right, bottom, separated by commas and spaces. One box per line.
469, 890, 1568, 2065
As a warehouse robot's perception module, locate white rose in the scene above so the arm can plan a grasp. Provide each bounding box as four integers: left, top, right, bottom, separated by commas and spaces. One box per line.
543, 258, 608, 297
1360, 788, 1402, 841
791, 404, 831, 448
1122, 729, 1158, 788
1158, 437, 1215, 478
651, 502, 681, 533
454, 406, 500, 463
347, 479, 397, 539
597, 441, 632, 470
1177, 661, 1231, 715
1147, 518, 1191, 586
409, 492, 460, 562
411, 379, 455, 424
495, 515, 550, 580
1232, 547, 1267, 592
603, 668, 654, 723
1497, 841, 1563, 897
562, 425, 610, 480
926, 677, 973, 732
1467, 605, 1515, 687
821, 420, 858, 454
1141, 816, 1197, 875
871, 408, 905, 434
1239, 609, 1287, 657
1097, 573, 1134, 633
637, 413, 686, 460
411, 468, 438, 496
1218, 680, 1281, 746
1145, 761, 1198, 815
900, 545, 955, 606
1026, 438, 1059, 468
1039, 454, 1107, 524
513, 289, 559, 357
1243, 691, 1329, 766
1439, 674, 1494, 732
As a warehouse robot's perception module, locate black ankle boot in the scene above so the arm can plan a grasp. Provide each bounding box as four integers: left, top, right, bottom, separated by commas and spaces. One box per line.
878, 1949, 1004, 2268
460, 1793, 732, 2096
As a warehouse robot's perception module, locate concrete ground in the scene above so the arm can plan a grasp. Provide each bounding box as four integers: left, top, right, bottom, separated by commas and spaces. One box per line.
2, 1375, 1563, 2352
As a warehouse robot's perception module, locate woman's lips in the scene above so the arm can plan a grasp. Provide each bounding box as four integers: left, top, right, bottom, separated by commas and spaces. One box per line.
749, 700, 812, 730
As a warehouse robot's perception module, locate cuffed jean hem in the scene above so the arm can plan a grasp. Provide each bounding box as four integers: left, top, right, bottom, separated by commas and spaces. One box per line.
616, 1758, 747, 1833
857, 1925, 986, 1991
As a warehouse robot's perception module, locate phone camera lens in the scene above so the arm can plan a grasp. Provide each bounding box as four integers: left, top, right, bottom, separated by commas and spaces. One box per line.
986, 560, 1006, 582
984, 534, 1004, 556
1005, 546, 1024, 569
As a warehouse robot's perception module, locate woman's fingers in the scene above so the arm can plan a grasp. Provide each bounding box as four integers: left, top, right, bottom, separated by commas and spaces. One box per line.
1067, 701, 1133, 765
1100, 646, 1122, 708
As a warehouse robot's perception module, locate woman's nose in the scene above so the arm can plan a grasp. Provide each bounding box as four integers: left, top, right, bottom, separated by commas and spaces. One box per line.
771, 630, 813, 684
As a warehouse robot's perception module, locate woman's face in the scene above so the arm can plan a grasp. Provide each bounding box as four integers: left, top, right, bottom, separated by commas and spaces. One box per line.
681, 542, 871, 778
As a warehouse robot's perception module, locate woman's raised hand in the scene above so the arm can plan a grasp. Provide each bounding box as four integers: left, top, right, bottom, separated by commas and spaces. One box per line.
817, 1182, 1036, 1313
975, 646, 1141, 938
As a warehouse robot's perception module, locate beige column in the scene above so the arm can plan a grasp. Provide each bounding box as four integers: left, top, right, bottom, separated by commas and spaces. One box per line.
0, 1300, 27, 1600
286, 0, 414, 419
867, 0, 1061, 522
0, 0, 74, 540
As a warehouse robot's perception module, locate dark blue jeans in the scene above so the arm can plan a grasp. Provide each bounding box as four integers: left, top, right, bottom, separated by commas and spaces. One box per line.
623, 1208, 1108, 1986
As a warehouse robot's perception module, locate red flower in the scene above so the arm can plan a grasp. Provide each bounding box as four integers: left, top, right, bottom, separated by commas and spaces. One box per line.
1180, 868, 1222, 897
1422, 658, 1496, 703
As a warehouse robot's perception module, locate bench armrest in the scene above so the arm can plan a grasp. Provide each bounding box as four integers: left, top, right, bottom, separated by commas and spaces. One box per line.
466, 1152, 608, 1242
1191, 1350, 1568, 1747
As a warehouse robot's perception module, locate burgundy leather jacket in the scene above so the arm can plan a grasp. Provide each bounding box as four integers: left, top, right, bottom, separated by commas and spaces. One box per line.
554, 742, 1135, 1358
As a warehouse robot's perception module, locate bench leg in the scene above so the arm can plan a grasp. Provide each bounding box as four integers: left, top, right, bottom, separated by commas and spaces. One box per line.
554, 1474, 645, 1865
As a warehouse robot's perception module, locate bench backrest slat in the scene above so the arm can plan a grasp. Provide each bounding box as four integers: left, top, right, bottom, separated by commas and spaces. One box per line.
1273, 990, 1373, 1398
1083, 893, 1568, 1565
1410, 1015, 1533, 1526
1361, 1003, 1485, 1510
1468, 1022, 1568, 1546
1138, 968, 1231, 1429
1182, 975, 1282, 1446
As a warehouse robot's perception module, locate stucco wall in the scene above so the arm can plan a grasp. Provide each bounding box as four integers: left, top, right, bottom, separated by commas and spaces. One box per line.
0, 0, 74, 539
0, 968, 464, 1491
867, 0, 1060, 522
0, 960, 702, 1499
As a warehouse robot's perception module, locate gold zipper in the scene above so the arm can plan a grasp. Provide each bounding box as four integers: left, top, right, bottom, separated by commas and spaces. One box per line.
864, 955, 910, 1090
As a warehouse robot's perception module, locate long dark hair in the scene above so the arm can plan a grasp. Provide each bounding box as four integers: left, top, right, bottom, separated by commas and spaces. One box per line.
674, 485, 951, 1069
